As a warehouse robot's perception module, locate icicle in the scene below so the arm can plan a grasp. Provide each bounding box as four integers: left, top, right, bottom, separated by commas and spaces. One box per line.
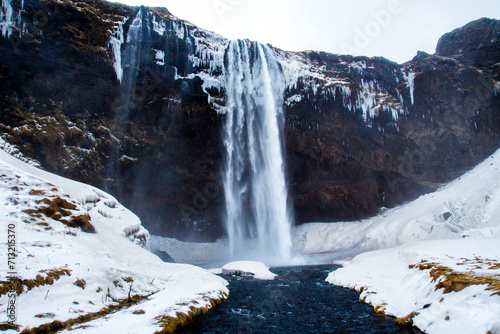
109, 18, 127, 83
403, 69, 416, 105
1, 0, 14, 38
173, 20, 184, 40
154, 49, 165, 66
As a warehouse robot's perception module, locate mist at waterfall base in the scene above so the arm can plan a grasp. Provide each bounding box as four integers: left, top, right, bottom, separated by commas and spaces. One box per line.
221, 39, 297, 266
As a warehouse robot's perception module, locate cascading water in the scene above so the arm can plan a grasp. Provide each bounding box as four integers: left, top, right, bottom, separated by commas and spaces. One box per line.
105, 7, 151, 196
119, 8, 147, 118
223, 39, 293, 264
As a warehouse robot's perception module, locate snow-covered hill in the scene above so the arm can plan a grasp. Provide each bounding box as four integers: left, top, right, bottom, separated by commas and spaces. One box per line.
304, 149, 500, 333
0, 148, 228, 333
293, 149, 500, 259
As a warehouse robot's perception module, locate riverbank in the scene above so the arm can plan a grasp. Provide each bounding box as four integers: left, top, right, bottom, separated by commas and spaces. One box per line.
177, 265, 420, 333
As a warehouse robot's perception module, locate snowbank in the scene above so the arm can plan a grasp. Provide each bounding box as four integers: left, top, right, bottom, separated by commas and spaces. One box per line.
294, 149, 500, 259
221, 261, 277, 280
0, 149, 228, 333
326, 240, 500, 334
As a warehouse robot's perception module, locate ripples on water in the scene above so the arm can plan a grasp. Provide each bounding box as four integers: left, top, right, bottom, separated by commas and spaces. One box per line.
177, 265, 422, 334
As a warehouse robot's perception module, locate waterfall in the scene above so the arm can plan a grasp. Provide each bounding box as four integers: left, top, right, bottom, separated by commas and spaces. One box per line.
223, 39, 293, 264
106, 8, 151, 196
120, 9, 145, 116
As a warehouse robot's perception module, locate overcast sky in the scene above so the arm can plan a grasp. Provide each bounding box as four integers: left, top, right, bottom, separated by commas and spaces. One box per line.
107, 0, 500, 63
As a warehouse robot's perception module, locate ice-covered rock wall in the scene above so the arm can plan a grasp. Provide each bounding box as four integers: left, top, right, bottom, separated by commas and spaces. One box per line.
108, 6, 417, 131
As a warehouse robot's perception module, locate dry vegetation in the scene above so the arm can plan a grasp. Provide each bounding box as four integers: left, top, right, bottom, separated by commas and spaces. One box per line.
24, 196, 95, 233
396, 312, 419, 327
391, 257, 500, 327
155, 293, 228, 334
20, 294, 152, 334
0, 269, 71, 297
409, 259, 500, 295
357, 257, 500, 329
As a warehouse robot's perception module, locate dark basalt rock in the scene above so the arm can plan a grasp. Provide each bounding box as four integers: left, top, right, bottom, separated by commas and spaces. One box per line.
0, 0, 499, 241
436, 17, 500, 70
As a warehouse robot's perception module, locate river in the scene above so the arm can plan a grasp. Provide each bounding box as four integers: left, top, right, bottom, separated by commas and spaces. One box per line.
177, 265, 422, 333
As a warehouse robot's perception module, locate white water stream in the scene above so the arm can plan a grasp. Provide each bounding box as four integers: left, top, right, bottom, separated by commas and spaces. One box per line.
222, 40, 293, 264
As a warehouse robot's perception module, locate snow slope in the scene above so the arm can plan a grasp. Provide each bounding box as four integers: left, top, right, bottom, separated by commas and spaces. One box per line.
293, 149, 500, 259
320, 150, 500, 333
0, 148, 228, 333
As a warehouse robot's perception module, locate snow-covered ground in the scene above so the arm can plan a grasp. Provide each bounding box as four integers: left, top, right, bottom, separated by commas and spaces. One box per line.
317, 149, 500, 333
0, 148, 228, 333
327, 240, 500, 333
221, 261, 277, 280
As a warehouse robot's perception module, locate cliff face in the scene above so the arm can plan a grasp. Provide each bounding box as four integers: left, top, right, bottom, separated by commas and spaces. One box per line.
1, 0, 499, 241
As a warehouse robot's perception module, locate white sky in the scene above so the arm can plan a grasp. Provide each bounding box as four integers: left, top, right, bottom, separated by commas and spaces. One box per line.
107, 0, 500, 63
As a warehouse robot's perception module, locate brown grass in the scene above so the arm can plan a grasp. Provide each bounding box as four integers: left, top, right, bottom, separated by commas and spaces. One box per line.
74, 279, 87, 289
0, 269, 71, 297
373, 303, 387, 316
409, 261, 500, 295
0, 323, 20, 331
155, 292, 228, 333
42, 268, 72, 280
489, 263, 500, 270
29, 189, 46, 196
21, 294, 152, 334
34, 313, 55, 319
24, 196, 95, 233
67, 214, 95, 233
396, 312, 419, 327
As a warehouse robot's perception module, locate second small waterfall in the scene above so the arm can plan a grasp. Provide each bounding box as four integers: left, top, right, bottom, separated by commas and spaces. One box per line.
222, 40, 293, 264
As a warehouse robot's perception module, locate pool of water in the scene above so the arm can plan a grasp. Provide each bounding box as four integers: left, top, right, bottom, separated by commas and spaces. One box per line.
177, 265, 422, 333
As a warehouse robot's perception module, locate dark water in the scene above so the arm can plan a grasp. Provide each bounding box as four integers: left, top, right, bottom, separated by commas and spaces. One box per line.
177, 265, 422, 334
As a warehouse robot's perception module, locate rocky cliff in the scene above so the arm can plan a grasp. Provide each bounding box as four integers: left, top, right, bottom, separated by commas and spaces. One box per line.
1, 0, 499, 241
